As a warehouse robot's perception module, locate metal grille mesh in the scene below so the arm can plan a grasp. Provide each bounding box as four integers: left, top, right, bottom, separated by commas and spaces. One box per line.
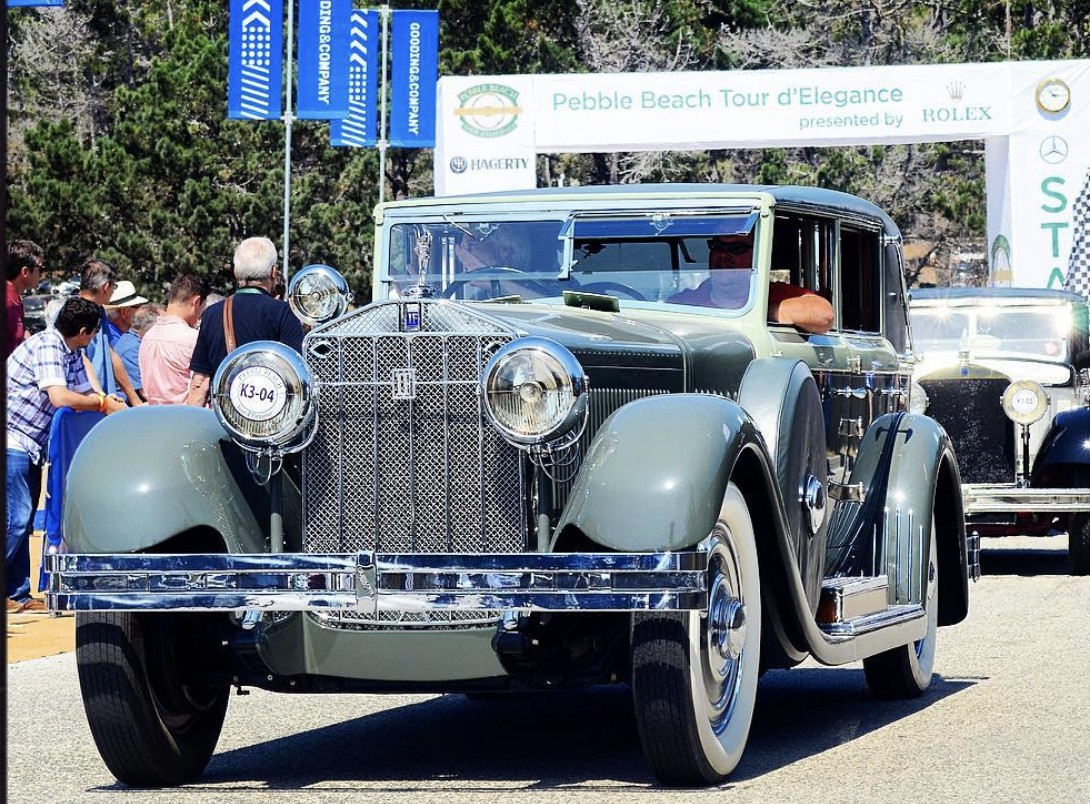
548, 387, 667, 509
302, 303, 524, 629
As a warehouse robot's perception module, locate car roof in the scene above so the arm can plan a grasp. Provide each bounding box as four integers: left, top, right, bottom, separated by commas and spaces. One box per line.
377, 183, 899, 236
911, 286, 1086, 305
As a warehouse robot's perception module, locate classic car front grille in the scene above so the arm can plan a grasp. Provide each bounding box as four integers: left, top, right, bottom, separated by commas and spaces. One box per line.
919, 376, 1015, 484
302, 303, 526, 556
548, 387, 667, 511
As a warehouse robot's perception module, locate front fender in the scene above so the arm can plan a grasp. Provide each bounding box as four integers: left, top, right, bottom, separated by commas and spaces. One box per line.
63, 406, 267, 554
553, 394, 764, 552
1033, 406, 1090, 480
828, 413, 968, 626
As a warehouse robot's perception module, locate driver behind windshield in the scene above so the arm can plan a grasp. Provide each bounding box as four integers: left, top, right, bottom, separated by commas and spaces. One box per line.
450, 227, 534, 300
668, 233, 833, 334
455, 227, 526, 274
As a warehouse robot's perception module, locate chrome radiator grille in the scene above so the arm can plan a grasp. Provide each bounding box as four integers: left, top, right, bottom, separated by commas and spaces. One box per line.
549, 387, 667, 509
302, 302, 526, 555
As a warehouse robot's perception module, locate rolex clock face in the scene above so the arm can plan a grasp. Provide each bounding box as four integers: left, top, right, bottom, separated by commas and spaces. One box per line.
1036, 78, 1071, 113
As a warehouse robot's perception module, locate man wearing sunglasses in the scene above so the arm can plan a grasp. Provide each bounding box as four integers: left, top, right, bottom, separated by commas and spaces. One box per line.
669, 233, 833, 334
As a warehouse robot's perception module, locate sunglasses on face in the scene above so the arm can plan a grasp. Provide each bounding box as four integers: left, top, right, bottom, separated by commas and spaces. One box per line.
708, 240, 752, 255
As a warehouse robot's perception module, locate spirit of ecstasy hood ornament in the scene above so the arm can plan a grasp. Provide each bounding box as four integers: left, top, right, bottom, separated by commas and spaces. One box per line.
404, 230, 437, 299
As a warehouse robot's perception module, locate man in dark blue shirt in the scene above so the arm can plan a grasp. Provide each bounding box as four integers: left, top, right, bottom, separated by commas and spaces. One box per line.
186, 237, 304, 406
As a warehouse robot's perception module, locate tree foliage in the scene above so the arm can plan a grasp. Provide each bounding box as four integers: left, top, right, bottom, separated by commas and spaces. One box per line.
6, 0, 1089, 296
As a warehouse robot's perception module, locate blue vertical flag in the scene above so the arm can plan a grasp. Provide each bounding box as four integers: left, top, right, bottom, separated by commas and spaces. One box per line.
389, 10, 439, 148
228, 0, 284, 120
331, 9, 380, 147
297, 0, 351, 119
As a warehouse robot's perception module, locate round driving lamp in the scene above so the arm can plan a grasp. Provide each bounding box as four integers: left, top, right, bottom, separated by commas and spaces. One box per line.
212, 341, 317, 453
288, 263, 353, 327
482, 337, 588, 448
1001, 380, 1049, 426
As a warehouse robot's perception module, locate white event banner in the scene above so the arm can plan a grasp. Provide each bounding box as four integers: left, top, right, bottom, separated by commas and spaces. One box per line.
436, 60, 1090, 290
993, 61, 1090, 293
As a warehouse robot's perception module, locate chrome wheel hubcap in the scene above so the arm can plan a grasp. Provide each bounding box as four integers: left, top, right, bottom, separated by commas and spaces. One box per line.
709, 577, 747, 662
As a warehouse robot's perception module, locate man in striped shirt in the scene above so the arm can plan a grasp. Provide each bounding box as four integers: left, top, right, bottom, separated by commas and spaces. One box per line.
6, 297, 127, 612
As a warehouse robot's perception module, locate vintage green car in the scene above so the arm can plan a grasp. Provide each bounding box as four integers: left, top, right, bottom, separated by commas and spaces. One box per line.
49, 185, 975, 788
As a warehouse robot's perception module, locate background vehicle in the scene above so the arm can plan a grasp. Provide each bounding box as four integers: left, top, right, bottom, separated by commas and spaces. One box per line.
50, 185, 973, 788
21, 293, 51, 334
911, 287, 1090, 574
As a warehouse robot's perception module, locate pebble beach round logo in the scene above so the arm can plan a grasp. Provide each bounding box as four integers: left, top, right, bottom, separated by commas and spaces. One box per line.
455, 83, 522, 138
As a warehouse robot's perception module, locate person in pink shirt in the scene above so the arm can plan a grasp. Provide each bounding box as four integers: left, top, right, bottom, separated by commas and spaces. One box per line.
138, 273, 210, 405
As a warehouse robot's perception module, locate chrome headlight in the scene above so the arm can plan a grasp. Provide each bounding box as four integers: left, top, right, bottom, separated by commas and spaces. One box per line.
909, 380, 929, 415
212, 341, 316, 453
288, 263, 353, 326
1001, 380, 1049, 426
482, 337, 588, 448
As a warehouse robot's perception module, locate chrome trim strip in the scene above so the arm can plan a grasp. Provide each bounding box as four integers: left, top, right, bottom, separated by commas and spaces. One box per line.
820, 603, 924, 637
963, 484, 1090, 514
46, 551, 708, 613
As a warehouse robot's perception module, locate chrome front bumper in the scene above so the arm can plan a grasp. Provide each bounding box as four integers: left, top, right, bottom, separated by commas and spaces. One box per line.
45, 551, 707, 613
963, 484, 1090, 515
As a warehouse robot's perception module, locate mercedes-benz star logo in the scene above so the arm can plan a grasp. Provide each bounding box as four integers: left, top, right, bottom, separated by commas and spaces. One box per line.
1039, 135, 1069, 164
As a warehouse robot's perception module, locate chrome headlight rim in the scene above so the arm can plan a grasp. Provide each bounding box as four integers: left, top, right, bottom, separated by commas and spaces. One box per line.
1001, 379, 1049, 426
909, 379, 929, 415
287, 263, 354, 327
212, 341, 317, 453
481, 336, 588, 448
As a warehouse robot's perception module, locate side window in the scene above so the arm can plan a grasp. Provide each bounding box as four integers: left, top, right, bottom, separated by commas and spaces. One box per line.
770, 216, 804, 287
884, 241, 909, 354
771, 214, 836, 323
839, 226, 881, 333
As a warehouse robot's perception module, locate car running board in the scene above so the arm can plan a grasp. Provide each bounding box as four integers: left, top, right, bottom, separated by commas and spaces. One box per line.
815, 575, 924, 637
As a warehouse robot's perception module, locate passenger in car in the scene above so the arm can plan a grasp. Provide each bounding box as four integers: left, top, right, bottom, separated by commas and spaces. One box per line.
668, 234, 834, 334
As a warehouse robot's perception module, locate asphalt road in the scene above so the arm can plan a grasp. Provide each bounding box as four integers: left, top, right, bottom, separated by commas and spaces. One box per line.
7, 536, 1089, 803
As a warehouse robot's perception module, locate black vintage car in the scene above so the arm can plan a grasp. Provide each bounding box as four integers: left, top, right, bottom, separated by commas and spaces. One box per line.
911, 286, 1090, 574
50, 185, 974, 788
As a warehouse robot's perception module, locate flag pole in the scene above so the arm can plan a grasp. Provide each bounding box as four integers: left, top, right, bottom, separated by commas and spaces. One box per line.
377, 4, 390, 205
281, 0, 296, 281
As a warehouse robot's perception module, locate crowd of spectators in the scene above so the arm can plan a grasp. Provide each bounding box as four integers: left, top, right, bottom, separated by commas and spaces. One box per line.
5, 235, 303, 613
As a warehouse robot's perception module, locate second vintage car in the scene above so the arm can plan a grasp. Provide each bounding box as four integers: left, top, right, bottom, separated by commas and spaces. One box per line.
910, 286, 1090, 574
50, 185, 974, 788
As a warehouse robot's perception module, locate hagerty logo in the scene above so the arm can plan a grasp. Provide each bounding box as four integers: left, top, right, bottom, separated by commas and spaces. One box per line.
455, 83, 522, 138
449, 155, 530, 173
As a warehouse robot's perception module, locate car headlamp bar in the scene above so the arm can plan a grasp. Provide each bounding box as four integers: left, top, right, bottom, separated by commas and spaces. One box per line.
45, 551, 709, 614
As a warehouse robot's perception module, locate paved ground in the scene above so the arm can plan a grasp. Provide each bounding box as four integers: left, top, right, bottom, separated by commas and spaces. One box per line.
6, 536, 1089, 803
5, 532, 74, 663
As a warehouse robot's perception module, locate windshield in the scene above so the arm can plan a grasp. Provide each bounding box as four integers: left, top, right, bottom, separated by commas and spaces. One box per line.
912, 305, 1071, 363
381, 214, 758, 310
